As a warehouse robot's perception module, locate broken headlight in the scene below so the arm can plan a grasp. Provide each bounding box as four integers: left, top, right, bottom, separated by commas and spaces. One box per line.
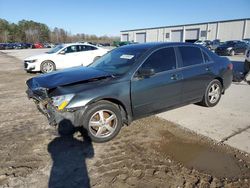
51, 94, 74, 110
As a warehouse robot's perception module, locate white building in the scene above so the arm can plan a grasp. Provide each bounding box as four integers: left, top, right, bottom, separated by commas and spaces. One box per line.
120, 18, 250, 43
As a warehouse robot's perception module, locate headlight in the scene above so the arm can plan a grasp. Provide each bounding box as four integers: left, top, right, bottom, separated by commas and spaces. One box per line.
51, 94, 74, 110
25, 59, 37, 63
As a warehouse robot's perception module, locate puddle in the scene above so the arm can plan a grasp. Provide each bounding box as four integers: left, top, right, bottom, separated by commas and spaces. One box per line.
154, 130, 249, 178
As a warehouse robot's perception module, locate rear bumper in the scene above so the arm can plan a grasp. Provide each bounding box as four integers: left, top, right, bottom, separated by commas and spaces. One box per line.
223, 70, 233, 91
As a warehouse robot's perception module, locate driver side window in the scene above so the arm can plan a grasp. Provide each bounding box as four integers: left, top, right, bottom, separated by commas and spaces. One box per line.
141, 47, 176, 73
64, 45, 77, 53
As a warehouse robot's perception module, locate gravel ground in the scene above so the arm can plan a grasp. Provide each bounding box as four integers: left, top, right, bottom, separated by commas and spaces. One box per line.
0, 52, 250, 187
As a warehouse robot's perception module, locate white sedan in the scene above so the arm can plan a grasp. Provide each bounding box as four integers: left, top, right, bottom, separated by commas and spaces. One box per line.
24, 43, 109, 73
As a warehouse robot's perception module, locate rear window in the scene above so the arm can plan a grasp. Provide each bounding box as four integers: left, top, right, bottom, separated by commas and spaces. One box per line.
202, 51, 211, 63
179, 46, 204, 67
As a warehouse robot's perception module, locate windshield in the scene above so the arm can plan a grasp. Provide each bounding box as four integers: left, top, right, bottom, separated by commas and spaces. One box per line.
47, 44, 64, 54
89, 47, 148, 75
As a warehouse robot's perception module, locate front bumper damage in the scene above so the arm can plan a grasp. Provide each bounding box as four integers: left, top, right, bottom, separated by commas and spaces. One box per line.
26, 88, 85, 127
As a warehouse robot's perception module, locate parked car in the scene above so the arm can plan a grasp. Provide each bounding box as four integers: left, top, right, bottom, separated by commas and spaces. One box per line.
22, 43, 33, 49
243, 38, 250, 44
194, 40, 205, 45
4, 43, 16, 49
43, 43, 55, 48
245, 47, 250, 63
33, 42, 44, 48
205, 39, 221, 51
215, 40, 249, 56
26, 42, 233, 142
24, 43, 109, 73
0, 42, 33, 49
0, 43, 6, 50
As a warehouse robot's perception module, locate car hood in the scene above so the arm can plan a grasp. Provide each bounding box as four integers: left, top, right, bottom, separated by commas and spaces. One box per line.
24, 53, 51, 61
26, 66, 113, 90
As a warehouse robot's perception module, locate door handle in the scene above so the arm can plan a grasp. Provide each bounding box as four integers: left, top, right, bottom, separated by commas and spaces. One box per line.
171, 74, 178, 80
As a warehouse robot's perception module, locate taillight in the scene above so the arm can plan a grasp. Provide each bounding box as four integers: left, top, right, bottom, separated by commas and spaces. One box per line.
227, 63, 233, 70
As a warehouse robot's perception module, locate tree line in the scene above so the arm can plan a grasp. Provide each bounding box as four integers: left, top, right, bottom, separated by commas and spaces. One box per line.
0, 19, 119, 44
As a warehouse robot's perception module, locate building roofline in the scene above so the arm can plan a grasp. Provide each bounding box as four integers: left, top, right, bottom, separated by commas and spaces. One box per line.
121, 18, 250, 32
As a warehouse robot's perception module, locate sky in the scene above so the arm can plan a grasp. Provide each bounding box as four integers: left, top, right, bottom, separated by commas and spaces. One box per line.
0, 0, 249, 36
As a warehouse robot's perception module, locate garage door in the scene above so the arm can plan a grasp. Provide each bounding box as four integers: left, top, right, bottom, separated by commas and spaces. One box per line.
185, 29, 199, 40
136, 33, 146, 43
171, 30, 183, 42
122, 34, 129, 42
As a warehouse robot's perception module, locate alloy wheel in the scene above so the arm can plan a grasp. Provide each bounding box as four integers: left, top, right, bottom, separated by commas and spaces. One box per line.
88, 109, 117, 138
208, 83, 220, 104
42, 62, 54, 73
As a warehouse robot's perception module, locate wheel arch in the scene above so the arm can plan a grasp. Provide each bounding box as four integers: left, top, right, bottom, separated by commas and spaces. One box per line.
214, 77, 224, 94
41, 59, 56, 67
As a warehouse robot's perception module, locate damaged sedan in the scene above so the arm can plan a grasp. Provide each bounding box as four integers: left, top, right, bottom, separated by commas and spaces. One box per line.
26, 42, 233, 142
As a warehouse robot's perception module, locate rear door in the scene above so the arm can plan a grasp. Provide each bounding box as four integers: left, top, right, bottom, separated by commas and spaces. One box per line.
78, 45, 99, 66
131, 47, 183, 117
177, 46, 214, 102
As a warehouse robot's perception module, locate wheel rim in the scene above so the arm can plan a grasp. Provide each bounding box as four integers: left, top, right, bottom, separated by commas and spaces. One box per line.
42, 62, 54, 73
208, 83, 220, 104
88, 109, 117, 138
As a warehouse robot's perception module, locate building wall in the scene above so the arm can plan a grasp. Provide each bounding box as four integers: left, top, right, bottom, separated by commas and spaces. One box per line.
121, 19, 250, 42
146, 29, 158, 42
217, 20, 245, 41
207, 23, 217, 40
245, 20, 250, 38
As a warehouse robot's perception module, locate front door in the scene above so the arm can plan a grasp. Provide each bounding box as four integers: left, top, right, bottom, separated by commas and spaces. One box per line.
131, 47, 183, 117
56, 45, 82, 69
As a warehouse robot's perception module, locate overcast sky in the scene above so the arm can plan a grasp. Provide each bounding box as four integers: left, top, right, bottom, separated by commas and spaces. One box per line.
0, 0, 249, 36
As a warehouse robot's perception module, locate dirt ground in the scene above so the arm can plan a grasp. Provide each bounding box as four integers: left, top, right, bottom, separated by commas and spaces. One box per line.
0, 52, 249, 188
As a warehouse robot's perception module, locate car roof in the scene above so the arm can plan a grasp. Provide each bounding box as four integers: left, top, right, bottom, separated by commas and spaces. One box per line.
118, 42, 203, 51
63, 42, 98, 48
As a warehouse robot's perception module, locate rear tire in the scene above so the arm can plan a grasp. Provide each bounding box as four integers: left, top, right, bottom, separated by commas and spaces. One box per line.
40, 60, 56, 73
83, 101, 122, 142
200, 79, 222, 107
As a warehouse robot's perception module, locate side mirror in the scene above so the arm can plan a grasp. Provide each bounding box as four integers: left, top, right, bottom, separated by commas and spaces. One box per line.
137, 68, 155, 78
59, 51, 66, 55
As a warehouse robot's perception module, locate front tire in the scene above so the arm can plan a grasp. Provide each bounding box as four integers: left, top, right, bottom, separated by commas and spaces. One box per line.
83, 101, 122, 142
200, 79, 222, 107
40, 60, 56, 73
